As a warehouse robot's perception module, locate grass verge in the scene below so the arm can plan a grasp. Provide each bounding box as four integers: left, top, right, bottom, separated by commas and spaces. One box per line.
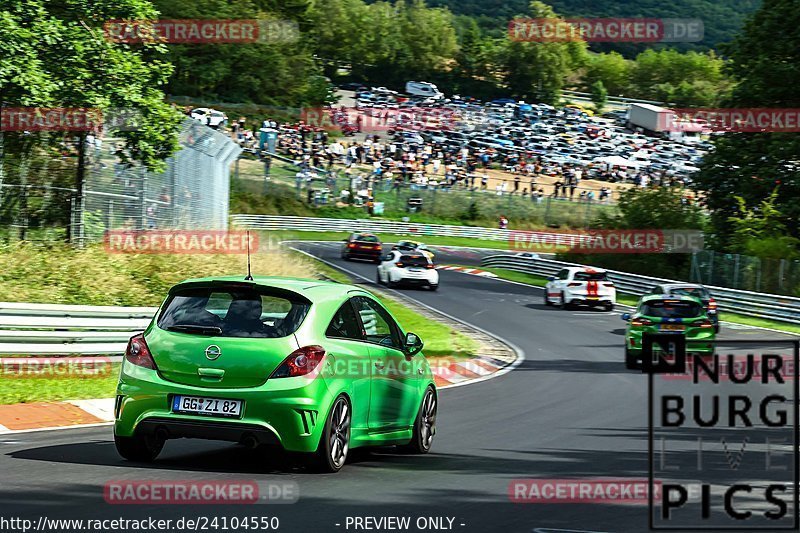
0, 251, 478, 405
478, 266, 800, 334
0, 365, 121, 405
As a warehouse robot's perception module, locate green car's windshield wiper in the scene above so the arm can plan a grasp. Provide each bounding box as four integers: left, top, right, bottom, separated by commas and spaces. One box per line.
166, 324, 222, 335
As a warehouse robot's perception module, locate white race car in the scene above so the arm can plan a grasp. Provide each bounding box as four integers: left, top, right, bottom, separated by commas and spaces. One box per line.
377, 250, 439, 291
544, 266, 615, 310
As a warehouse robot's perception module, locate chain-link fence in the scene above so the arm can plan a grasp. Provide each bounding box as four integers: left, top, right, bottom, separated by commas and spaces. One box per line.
233, 153, 618, 229
691, 250, 800, 296
77, 119, 241, 243
0, 119, 241, 244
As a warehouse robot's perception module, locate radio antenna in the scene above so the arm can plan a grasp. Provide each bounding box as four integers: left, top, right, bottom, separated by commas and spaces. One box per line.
245, 230, 254, 281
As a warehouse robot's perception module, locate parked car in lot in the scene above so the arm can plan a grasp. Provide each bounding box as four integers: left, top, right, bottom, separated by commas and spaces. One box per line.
622, 294, 716, 369
113, 276, 437, 472
377, 251, 439, 290
544, 267, 615, 311
189, 107, 227, 128
647, 283, 720, 332
341, 233, 383, 263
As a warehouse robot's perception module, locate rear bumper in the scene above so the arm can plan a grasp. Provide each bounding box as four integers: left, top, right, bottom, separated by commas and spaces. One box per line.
568, 297, 613, 306
136, 417, 281, 446
343, 249, 381, 260
114, 362, 334, 453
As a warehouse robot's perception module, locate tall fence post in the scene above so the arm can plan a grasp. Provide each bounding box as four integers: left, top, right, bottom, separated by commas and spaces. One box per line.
139, 167, 148, 230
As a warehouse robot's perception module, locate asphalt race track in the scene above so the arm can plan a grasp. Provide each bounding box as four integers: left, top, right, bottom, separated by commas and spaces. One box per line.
0, 241, 797, 533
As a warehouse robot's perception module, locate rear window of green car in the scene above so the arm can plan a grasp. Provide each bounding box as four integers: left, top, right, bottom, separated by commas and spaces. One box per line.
641, 300, 703, 319
157, 287, 310, 338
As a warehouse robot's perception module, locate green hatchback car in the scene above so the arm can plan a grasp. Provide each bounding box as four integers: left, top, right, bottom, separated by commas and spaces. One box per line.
114, 276, 437, 472
622, 294, 716, 369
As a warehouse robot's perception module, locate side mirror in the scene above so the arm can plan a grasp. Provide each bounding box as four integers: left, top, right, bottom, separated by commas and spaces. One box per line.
404, 332, 424, 356
621, 313, 631, 321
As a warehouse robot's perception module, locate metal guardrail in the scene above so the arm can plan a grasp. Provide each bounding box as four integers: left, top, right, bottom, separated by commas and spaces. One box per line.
233, 214, 532, 241
0, 302, 155, 356
562, 89, 665, 106
480, 255, 800, 326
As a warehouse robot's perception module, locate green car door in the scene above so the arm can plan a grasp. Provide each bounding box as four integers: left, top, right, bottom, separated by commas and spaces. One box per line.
352, 296, 420, 431
322, 299, 373, 431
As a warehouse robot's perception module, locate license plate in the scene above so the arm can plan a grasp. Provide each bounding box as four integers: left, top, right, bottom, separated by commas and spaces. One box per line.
586, 296, 599, 300
660, 324, 685, 332
409, 268, 421, 272
172, 395, 243, 418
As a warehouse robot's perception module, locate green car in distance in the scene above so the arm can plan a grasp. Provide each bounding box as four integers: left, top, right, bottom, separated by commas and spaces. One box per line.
622, 294, 716, 369
114, 276, 437, 472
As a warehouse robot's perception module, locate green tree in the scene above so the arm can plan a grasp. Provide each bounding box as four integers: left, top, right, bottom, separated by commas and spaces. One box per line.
499, 1, 587, 104
693, 0, 800, 248
728, 190, 800, 260
1, 0, 183, 171
590, 80, 607, 114
559, 188, 706, 278
630, 49, 730, 106
582, 52, 631, 95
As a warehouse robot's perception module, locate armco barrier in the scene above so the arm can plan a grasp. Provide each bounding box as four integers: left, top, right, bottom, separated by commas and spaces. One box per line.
232, 214, 536, 241
0, 302, 155, 356
480, 254, 800, 326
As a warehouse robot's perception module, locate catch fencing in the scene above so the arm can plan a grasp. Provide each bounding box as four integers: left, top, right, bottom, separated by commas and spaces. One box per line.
480, 254, 800, 325
0, 119, 241, 244
79, 119, 241, 243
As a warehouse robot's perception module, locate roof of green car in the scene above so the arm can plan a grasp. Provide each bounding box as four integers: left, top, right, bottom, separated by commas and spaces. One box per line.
174, 275, 367, 300
639, 293, 703, 304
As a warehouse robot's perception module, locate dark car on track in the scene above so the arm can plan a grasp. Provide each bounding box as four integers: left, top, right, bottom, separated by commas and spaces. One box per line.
341, 233, 383, 263
647, 283, 720, 332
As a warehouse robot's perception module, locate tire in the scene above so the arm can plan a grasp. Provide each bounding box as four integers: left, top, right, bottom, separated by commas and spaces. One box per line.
387, 276, 397, 288
625, 348, 638, 370
114, 433, 164, 462
429, 284, 438, 291
376, 270, 384, 285
341, 253, 350, 261
404, 387, 437, 454
714, 324, 720, 334
559, 292, 571, 310
604, 302, 614, 312
544, 290, 552, 306
308, 395, 351, 473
